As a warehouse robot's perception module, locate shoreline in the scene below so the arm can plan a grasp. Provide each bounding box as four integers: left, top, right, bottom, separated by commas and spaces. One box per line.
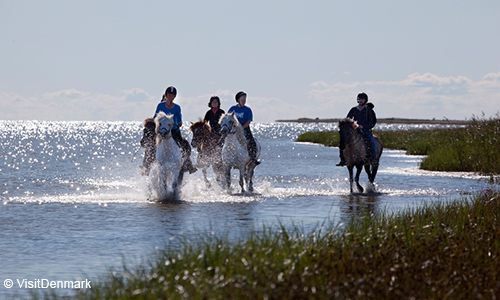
276, 117, 470, 125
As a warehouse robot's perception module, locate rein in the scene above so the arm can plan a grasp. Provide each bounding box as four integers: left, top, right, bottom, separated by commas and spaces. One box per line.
341, 124, 364, 148
221, 124, 236, 135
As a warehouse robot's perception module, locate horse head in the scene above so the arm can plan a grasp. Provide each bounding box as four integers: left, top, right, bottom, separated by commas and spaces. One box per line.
220, 112, 237, 136
190, 120, 211, 148
339, 118, 358, 129
338, 118, 360, 142
155, 111, 175, 139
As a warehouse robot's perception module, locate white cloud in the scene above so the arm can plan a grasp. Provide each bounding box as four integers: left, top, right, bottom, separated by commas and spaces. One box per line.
308, 72, 500, 120
0, 89, 158, 121
1, 73, 499, 122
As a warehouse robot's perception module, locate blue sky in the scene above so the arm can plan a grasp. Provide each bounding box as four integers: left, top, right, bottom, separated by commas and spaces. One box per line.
1, 0, 499, 122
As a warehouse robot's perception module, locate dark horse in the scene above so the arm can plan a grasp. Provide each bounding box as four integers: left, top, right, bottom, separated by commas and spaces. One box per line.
338, 118, 383, 193
189, 120, 224, 188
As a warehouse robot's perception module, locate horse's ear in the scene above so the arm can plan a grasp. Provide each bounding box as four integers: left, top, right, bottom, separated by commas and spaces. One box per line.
230, 111, 235, 116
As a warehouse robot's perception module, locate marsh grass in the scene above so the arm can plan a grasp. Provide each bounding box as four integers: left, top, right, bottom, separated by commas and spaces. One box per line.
420, 115, 500, 176
40, 190, 500, 299
297, 115, 500, 176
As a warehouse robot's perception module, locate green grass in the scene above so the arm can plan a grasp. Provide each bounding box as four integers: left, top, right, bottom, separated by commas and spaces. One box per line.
297, 115, 500, 176
40, 190, 500, 299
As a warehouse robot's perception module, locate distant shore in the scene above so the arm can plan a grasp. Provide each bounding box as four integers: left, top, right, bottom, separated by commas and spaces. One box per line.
276, 117, 470, 125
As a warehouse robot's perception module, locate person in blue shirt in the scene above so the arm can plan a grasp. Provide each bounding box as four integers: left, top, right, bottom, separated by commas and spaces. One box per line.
153, 86, 197, 174
337, 92, 378, 166
228, 91, 260, 165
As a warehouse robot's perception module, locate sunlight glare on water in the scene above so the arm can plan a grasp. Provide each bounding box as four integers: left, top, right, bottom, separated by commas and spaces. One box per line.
0, 120, 494, 298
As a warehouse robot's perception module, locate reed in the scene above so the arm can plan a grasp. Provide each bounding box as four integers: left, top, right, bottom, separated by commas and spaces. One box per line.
296, 131, 339, 147
420, 115, 500, 176
40, 190, 500, 300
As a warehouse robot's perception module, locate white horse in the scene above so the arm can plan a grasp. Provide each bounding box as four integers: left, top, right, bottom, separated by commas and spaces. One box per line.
219, 112, 261, 194
149, 112, 183, 202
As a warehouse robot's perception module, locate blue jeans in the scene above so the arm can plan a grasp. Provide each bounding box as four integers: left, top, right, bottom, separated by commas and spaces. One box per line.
361, 129, 377, 163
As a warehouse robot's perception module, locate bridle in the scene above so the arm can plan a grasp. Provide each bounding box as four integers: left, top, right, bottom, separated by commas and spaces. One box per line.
157, 118, 172, 138
221, 122, 236, 135
341, 122, 364, 147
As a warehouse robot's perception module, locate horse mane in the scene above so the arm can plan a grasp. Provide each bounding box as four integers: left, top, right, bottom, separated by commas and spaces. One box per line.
189, 119, 211, 132
339, 118, 359, 130
221, 113, 247, 145
144, 117, 155, 130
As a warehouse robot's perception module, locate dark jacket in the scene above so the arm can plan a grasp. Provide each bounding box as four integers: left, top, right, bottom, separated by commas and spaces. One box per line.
347, 105, 376, 130
204, 108, 225, 135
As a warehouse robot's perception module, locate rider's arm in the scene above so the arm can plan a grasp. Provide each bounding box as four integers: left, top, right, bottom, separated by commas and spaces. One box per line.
176, 105, 183, 128
346, 107, 355, 119
243, 107, 253, 129
365, 107, 375, 130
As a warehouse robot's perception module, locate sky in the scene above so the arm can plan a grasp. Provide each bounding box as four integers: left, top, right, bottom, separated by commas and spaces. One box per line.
1, 0, 499, 123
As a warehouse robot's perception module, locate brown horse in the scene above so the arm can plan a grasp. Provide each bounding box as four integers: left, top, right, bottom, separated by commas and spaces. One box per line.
338, 118, 383, 193
189, 120, 224, 188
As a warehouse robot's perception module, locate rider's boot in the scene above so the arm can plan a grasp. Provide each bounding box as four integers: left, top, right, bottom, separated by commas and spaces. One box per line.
178, 137, 197, 174
249, 149, 260, 166
336, 149, 346, 166
217, 136, 225, 147
186, 159, 198, 174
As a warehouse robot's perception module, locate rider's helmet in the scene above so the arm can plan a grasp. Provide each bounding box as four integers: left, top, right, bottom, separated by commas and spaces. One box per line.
165, 86, 177, 96
357, 92, 368, 104
235, 91, 247, 102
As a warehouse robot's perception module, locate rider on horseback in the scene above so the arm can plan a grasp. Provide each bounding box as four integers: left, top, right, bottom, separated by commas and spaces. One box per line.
204, 96, 225, 136
228, 91, 260, 166
150, 86, 197, 174
337, 92, 378, 166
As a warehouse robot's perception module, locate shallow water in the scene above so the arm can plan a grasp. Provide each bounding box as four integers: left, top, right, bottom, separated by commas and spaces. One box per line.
0, 120, 493, 297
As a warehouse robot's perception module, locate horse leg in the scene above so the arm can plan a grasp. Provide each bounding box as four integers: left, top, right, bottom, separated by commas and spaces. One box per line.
364, 164, 375, 192
364, 164, 372, 182
369, 164, 379, 190
347, 165, 354, 193
239, 168, 245, 194
355, 165, 364, 193
244, 165, 254, 193
248, 168, 254, 193
202, 167, 211, 189
177, 169, 184, 188
224, 167, 231, 192
371, 164, 379, 183
172, 176, 179, 200
214, 162, 224, 188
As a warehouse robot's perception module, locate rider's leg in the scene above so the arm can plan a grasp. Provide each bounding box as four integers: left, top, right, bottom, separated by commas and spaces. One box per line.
244, 128, 260, 165
172, 129, 197, 173
140, 121, 156, 175
362, 130, 378, 165
141, 147, 156, 175
336, 134, 346, 166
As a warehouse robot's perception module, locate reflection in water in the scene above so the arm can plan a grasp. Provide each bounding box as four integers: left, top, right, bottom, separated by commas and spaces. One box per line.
150, 200, 259, 246
339, 193, 381, 224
